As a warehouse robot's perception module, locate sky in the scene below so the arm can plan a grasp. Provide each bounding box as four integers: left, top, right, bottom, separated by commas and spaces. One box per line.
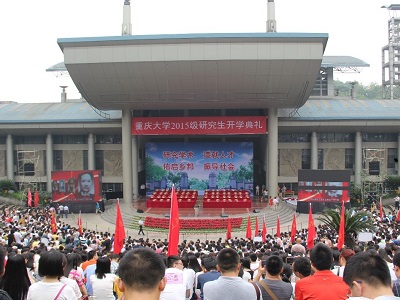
0, 0, 395, 104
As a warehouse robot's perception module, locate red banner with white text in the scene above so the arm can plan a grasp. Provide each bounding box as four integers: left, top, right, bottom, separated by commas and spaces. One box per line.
132, 116, 267, 135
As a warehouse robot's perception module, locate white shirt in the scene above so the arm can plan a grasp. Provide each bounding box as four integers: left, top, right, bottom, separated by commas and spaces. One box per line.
27, 281, 77, 300
90, 273, 117, 300
160, 267, 189, 300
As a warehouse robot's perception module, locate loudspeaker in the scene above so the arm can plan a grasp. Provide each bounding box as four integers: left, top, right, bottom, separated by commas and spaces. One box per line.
395, 158, 399, 163
137, 209, 144, 213
220, 213, 229, 218
253, 209, 260, 213
164, 213, 170, 218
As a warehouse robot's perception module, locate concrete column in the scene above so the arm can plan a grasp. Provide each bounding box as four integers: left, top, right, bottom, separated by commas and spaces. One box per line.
88, 133, 95, 170
6, 134, 13, 181
132, 135, 138, 199
122, 109, 133, 208
311, 132, 318, 170
262, 133, 268, 188
355, 131, 362, 185
397, 133, 400, 176
267, 108, 278, 198
46, 134, 53, 192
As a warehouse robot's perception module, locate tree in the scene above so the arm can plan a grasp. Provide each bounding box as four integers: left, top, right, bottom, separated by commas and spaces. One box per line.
317, 207, 375, 248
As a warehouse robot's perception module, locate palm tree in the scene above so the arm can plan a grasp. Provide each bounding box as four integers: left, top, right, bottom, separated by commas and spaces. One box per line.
317, 207, 375, 248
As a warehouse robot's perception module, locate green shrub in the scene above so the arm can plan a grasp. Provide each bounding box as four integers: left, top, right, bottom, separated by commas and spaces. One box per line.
0, 180, 17, 192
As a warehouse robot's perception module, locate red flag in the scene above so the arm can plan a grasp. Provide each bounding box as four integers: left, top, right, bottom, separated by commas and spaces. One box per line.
78, 211, 83, 235
262, 215, 267, 242
307, 203, 316, 249
290, 212, 297, 243
226, 217, 232, 240
51, 213, 57, 234
254, 217, 259, 237
380, 197, 383, 219
168, 186, 180, 256
337, 201, 346, 250
34, 190, 39, 208
397, 210, 400, 221
276, 216, 281, 238
245, 215, 252, 239
113, 200, 126, 254
27, 188, 32, 207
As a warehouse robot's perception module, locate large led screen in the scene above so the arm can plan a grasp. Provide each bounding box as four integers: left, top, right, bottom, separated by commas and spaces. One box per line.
297, 170, 351, 203
145, 142, 254, 195
51, 170, 103, 203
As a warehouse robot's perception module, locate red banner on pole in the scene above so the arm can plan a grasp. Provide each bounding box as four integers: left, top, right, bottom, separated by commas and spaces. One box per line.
168, 186, 180, 256
132, 116, 267, 135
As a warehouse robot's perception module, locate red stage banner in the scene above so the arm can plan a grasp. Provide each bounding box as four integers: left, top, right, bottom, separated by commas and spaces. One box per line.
132, 116, 267, 135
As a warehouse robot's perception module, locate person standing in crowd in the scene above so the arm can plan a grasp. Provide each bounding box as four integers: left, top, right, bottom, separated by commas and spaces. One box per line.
203, 248, 258, 300
291, 238, 306, 256
58, 204, 64, 218
396, 195, 400, 211
90, 257, 117, 300
392, 252, 400, 296
63, 205, 69, 219
27, 250, 77, 300
344, 252, 400, 299
196, 257, 220, 300
254, 255, 293, 300
295, 243, 350, 300
160, 256, 190, 300
331, 248, 355, 277
116, 248, 166, 300
64, 253, 88, 300
0, 253, 31, 300
138, 218, 145, 235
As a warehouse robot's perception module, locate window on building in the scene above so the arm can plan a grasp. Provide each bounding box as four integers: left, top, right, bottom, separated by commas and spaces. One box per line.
83, 150, 88, 170
369, 161, 380, 175
23, 163, 34, 176
318, 149, 324, 169
279, 133, 310, 143
95, 150, 104, 172
362, 133, 397, 142
14, 136, 46, 144
95, 135, 122, 144
54, 150, 63, 171
302, 149, 311, 169
53, 135, 87, 144
345, 148, 355, 170
388, 148, 397, 169
318, 133, 355, 143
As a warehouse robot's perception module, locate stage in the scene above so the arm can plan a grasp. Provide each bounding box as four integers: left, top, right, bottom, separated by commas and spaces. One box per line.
133, 195, 271, 218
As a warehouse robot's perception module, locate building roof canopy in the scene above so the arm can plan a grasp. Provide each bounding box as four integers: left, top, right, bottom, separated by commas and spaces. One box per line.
58, 33, 328, 111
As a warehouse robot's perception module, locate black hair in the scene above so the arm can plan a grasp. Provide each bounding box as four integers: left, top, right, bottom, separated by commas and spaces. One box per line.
343, 252, 392, 288
166, 255, 181, 268
0, 254, 31, 300
118, 248, 165, 292
95, 256, 111, 279
38, 250, 64, 278
217, 248, 240, 272
310, 243, 333, 271
265, 255, 283, 276
293, 257, 312, 277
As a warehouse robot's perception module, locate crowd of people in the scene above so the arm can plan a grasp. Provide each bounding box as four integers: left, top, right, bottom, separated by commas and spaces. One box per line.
0, 202, 400, 299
